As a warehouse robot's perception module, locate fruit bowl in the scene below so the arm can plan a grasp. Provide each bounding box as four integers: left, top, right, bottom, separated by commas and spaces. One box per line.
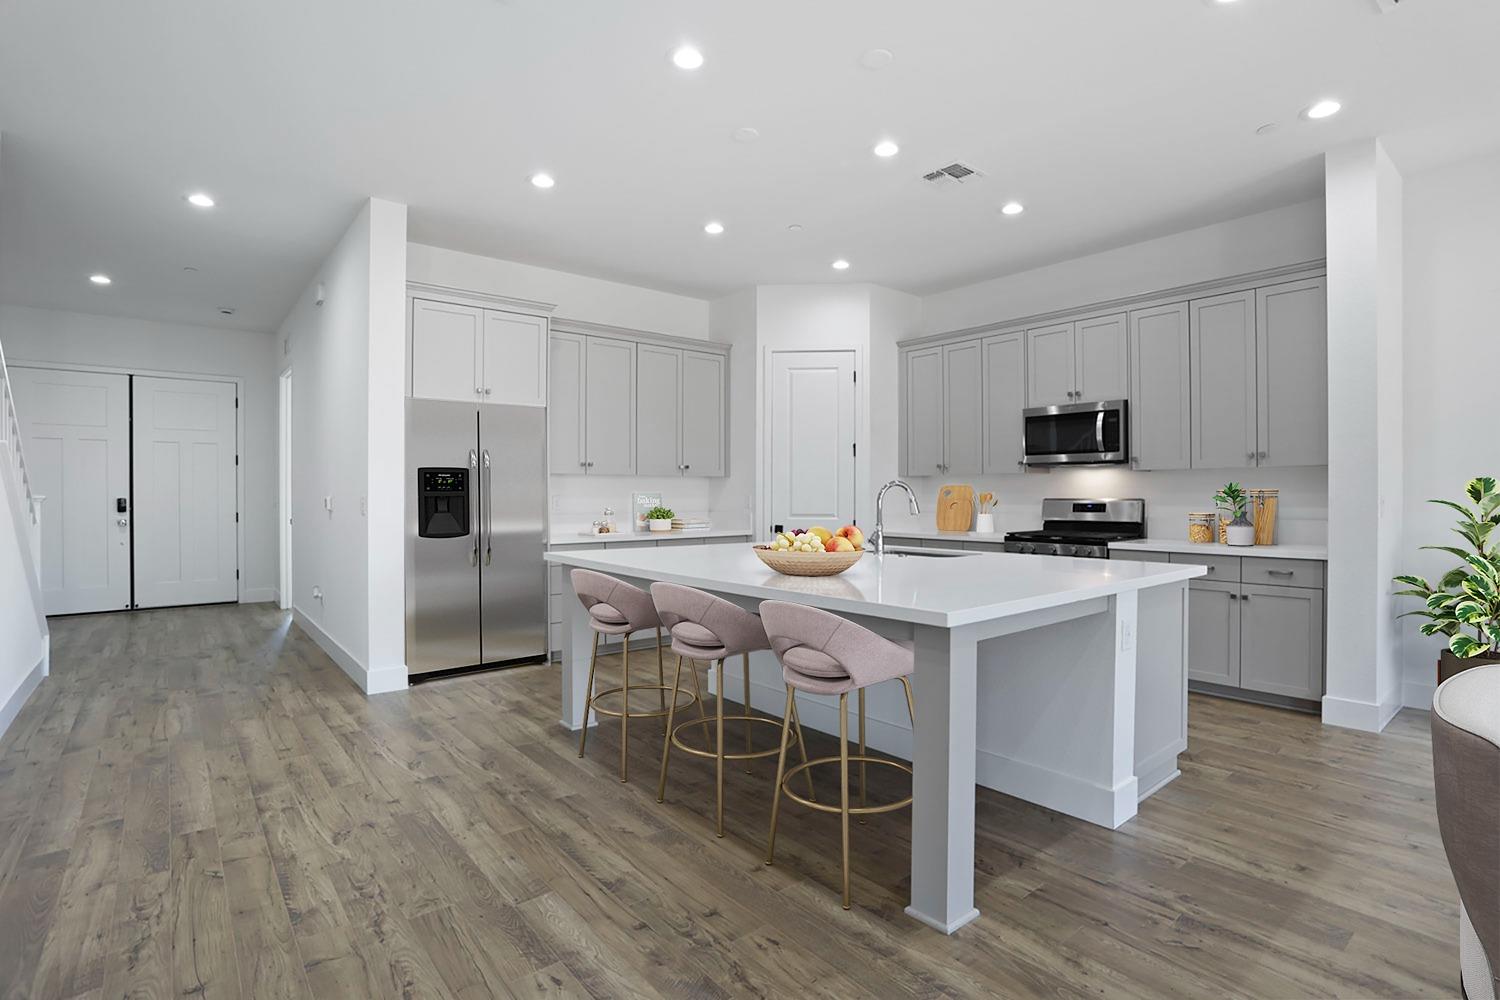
753, 545, 864, 577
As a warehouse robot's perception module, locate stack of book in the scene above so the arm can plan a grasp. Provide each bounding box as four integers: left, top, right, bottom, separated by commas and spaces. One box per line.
672, 516, 712, 532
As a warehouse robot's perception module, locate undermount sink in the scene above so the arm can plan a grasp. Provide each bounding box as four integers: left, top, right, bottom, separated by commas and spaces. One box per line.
886, 546, 977, 558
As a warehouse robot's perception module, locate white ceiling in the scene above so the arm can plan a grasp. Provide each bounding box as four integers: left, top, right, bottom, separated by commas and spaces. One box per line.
1, 0, 1498, 333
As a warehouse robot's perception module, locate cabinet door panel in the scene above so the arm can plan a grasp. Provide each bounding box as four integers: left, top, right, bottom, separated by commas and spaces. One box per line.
482, 310, 547, 406
584, 337, 636, 476
1239, 583, 1323, 700
548, 333, 587, 475
1026, 322, 1076, 406
943, 340, 984, 474
681, 350, 726, 477
1257, 278, 1328, 468
1186, 581, 1240, 687
904, 347, 945, 476
981, 333, 1026, 475
1190, 291, 1257, 469
411, 299, 482, 403
1075, 313, 1128, 401
1129, 303, 1190, 470
635, 345, 682, 476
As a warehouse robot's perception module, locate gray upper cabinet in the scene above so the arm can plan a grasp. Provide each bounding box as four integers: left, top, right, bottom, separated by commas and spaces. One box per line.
680, 350, 726, 477
481, 310, 548, 407
1129, 303, 1191, 470
412, 299, 548, 406
1190, 290, 1258, 470
1185, 580, 1240, 687
548, 332, 587, 474
1239, 583, 1324, 700
982, 332, 1025, 474
943, 340, 984, 475
1256, 278, 1328, 468
635, 344, 682, 476
1026, 322, 1076, 406
583, 337, 636, 476
1075, 313, 1129, 401
904, 346, 945, 476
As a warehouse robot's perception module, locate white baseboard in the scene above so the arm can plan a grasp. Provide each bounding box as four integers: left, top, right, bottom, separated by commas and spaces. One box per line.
291, 607, 407, 695
1321, 693, 1393, 732
0, 646, 48, 742
240, 587, 278, 604
1403, 679, 1436, 711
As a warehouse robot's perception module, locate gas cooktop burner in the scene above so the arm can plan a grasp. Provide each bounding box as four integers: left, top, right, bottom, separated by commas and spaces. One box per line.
1002, 498, 1146, 559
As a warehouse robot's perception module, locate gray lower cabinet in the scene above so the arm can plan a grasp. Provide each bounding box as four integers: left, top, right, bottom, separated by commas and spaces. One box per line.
1238, 583, 1324, 700
1185, 580, 1240, 687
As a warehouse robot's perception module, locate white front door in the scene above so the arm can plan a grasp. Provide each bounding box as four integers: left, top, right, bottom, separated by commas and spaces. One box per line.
768, 350, 856, 533
132, 376, 239, 608
10, 368, 132, 615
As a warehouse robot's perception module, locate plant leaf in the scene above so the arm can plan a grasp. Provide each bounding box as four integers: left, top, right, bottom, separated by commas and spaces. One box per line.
1454, 600, 1488, 623
1431, 498, 1479, 521
1466, 477, 1497, 504
1449, 634, 1492, 658
1427, 592, 1460, 611
1393, 589, 1434, 600
1423, 545, 1474, 562
1441, 567, 1472, 590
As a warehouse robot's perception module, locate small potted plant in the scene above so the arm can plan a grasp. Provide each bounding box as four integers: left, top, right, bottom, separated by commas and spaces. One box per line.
1214, 482, 1254, 546
645, 505, 675, 533
1394, 476, 1500, 682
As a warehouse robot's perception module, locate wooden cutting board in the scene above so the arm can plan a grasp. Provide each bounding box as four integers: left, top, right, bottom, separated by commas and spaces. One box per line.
936, 485, 975, 532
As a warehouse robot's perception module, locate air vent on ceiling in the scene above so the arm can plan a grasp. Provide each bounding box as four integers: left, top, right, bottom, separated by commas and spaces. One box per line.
921, 161, 985, 188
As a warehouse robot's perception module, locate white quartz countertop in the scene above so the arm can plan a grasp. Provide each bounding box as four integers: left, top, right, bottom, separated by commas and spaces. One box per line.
881, 527, 1008, 544
545, 543, 1202, 628
548, 526, 753, 546
1110, 538, 1328, 560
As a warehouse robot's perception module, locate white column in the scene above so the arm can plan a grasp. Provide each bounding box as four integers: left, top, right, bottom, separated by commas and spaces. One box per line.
1323, 139, 1405, 732
905, 623, 981, 934
559, 593, 595, 731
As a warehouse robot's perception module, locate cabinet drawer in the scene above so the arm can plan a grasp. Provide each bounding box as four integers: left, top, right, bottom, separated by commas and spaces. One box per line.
962, 540, 1006, 552
1241, 557, 1324, 589
548, 564, 563, 598
1114, 550, 1170, 563
1169, 551, 1240, 583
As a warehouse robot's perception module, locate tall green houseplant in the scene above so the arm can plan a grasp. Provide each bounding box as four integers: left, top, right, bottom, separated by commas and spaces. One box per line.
1394, 477, 1500, 667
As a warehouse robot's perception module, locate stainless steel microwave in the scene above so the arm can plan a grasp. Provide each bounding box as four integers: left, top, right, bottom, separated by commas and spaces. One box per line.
1022, 399, 1129, 466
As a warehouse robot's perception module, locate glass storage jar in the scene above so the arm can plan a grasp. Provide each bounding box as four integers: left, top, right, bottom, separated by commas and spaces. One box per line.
1187, 512, 1217, 544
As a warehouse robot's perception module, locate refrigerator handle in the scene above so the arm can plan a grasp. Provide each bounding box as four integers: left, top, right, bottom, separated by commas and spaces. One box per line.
482, 449, 493, 566
468, 449, 479, 566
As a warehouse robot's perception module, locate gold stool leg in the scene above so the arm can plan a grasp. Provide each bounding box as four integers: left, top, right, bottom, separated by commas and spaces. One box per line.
764, 687, 794, 865
839, 692, 851, 910
657, 653, 686, 803
578, 632, 600, 758
715, 658, 726, 838
657, 626, 667, 733
900, 675, 915, 726
686, 655, 707, 719
858, 687, 868, 824
790, 693, 816, 802
619, 633, 630, 783
743, 651, 753, 773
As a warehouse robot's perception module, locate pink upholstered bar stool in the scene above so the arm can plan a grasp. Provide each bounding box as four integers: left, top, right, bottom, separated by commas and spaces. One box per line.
571, 569, 698, 783
759, 600, 916, 910
651, 582, 813, 838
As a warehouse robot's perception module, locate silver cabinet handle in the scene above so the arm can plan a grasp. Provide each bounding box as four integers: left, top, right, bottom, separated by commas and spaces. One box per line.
1268, 569, 1294, 577
586, 461, 594, 468
483, 387, 492, 395
482, 449, 493, 565
1257, 450, 1267, 460
682, 464, 690, 471
1247, 451, 1256, 461
579, 461, 588, 467
117, 518, 129, 527
1017, 460, 1026, 468
475, 386, 483, 395
1205, 566, 1215, 574
1241, 594, 1251, 602
1229, 592, 1238, 600
469, 449, 479, 566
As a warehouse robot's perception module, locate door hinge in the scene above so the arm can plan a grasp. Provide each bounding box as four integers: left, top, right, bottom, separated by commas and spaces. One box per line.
235, 454, 239, 466
852, 442, 857, 457
852, 370, 857, 383
235, 512, 239, 523
236, 569, 240, 580
235, 397, 239, 409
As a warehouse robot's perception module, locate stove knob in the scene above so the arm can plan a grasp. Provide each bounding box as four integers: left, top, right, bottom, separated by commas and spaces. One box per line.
1057, 544, 1075, 557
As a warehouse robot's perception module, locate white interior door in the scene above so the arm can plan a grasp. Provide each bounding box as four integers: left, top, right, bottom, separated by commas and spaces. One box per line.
132, 376, 239, 608
769, 350, 856, 533
10, 367, 131, 615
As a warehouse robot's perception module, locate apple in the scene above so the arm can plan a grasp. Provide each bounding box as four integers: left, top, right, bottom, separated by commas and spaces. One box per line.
836, 524, 864, 550
827, 535, 856, 552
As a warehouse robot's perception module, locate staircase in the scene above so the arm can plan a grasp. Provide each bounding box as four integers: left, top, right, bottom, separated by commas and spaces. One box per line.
0, 335, 49, 737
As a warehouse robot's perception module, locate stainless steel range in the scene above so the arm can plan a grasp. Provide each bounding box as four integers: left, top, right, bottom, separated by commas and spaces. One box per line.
1003, 498, 1146, 559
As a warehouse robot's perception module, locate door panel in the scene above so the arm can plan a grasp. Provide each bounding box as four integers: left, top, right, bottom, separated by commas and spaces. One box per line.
1190, 291, 1257, 469
680, 351, 726, 477
635, 344, 682, 476
942, 340, 983, 475
132, 376, 239, 608
1186, 581, 1240, 687
411, 299, 482, 403
1026, 322, 1075, 406
1257, 278, 1328, 468
480, 404, 547, 665
1129, 303, 1191, 470
10, 368, 131, 614
771, 351, 855, 530
406, 399, 481, 674
583, 337, 636, 476
904, 347, 944, 476
481, 310, 547, 407
981, 333, 1025, 475
548, 333, 586, 475
1075, 313, 1128, 401
1239, 583, 1323, 700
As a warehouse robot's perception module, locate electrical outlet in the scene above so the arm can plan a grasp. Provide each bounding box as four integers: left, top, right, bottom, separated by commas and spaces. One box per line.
1119, 618, 1136, 653
323, 495, 333, 513
312, 585, 323, 603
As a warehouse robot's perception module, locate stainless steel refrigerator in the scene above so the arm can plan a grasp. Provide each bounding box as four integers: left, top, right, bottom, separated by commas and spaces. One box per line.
405, 399, 547, 679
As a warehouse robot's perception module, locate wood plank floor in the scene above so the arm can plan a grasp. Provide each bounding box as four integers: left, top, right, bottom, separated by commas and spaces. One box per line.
0, 603, 1459, 999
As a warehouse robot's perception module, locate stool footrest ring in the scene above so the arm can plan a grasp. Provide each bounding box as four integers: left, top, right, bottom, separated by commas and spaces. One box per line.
669, 715, 787, 761
780, 756, 913, 815
588, 685, 698, 720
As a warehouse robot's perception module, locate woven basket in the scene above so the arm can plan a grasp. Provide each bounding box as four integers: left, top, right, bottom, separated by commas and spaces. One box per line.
752, 545, 864, 577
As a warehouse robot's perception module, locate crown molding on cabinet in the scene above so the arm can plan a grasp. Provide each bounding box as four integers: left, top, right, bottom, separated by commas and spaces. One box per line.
406, 281, 558, 316
901, 258, 1328, 350
550, 317, 731, 356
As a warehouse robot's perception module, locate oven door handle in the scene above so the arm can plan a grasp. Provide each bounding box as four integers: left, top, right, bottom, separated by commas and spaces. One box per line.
1095, 410, 1106, 454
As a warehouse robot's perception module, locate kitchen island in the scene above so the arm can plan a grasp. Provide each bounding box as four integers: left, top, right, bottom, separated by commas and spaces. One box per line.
545, 542, 1204, 934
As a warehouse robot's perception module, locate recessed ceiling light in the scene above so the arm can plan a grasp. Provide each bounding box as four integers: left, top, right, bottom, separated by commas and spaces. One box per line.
787, 224, 804, 232
89, 273, 112, 285
1001, 201, 1025, 216
873, 140, 900, 158
186, 192, 215, 208
218, 307, 236, 316
859, 48, 894, 70
1303, 99, 1342, 120
704, 221, 724, 235
671, 46, 704, 70
832, 259, 851, 271
182, 265, 199, 273
1255, 122, 1279, 135
530, 172, 555, 189
732, 126, 760, 143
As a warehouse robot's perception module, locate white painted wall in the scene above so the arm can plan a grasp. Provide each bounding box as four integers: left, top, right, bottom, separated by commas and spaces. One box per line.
922, 200, 1327, 335
280, 198, 407, 694
1399, 147, 1500, 708
1322, 140, 1404, 732
0, 304, 281, 601
0, 421, 47, 739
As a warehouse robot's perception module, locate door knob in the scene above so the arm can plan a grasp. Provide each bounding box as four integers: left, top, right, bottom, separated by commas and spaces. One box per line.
117, 518, 129, 527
